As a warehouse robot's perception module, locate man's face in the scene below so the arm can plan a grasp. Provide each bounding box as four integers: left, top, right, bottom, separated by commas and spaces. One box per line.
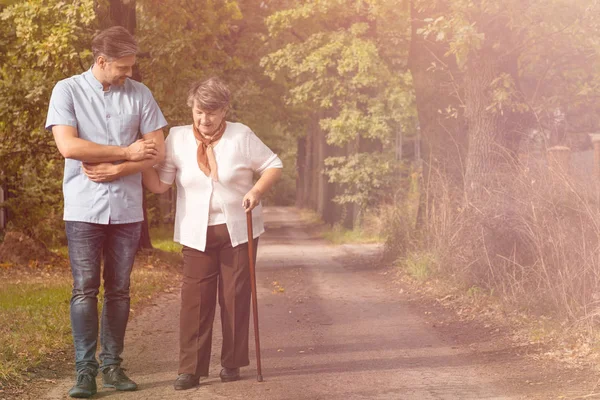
98, 54, 136, 86
192, 102, 227, 137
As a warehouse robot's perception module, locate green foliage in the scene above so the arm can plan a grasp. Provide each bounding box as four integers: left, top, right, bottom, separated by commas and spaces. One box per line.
262, 0, 415, 211
0, 0, 95, 244
324, 152, 396, 208
487, 73, 530, 116
137, 0, 298, 212
136, 0, 243, 125
414, 0, 600, 132
2, 159, 65, 244
3, 0, 596, 247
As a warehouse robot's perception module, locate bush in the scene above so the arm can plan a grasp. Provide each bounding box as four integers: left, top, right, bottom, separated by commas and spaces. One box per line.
2, 159, 65, 247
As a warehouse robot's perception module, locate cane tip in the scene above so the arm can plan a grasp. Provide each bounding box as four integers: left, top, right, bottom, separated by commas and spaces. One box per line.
257, 375, 264, 382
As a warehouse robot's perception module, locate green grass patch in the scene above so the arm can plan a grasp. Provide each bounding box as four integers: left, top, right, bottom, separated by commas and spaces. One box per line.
51, 226, 182, 255
322, 224, 383, 245
50, 246, 69, 259
150, 225, 182, 253
397, 252, 438, 281
298, 208, 384, 245
0, 282, 72, 385
298, 209, 324, 225
0, 251, 179, 389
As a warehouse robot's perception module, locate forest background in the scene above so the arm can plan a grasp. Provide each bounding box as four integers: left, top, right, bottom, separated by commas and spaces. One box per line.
2, 0, 600, 384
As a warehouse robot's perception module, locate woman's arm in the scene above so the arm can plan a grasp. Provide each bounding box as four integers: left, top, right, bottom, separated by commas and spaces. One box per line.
142, 128, 176, 194
142, 166, 172, 194
242, 167, 282, 211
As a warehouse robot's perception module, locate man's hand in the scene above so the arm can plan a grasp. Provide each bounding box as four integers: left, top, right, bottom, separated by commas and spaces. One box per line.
242, 189, 262, 212
83, 162, 122, 183
125, 138, 158, 161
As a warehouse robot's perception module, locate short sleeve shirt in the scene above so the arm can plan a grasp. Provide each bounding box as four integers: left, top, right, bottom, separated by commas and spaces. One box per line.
155, 122, 283, 251
45, 68, 167, 224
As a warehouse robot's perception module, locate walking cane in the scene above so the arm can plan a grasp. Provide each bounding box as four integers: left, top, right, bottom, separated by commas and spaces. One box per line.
246, 207, 264, 382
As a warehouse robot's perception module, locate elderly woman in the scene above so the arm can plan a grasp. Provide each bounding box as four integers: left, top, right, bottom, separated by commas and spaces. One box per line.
142, 77, 282, 390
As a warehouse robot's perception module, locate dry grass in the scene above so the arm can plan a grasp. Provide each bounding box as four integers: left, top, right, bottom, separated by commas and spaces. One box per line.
387, 159, 600, 336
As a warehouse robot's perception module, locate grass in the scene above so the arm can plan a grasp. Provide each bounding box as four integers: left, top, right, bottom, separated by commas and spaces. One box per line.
0, 245, 181, 390
396, 251, 437, 282
298, 208, 384, 245
297, 208, 324, 225
150, 225, 182, 253
49, 225, 182, 256
322, 224, 384, 244
0, 282, 72, 385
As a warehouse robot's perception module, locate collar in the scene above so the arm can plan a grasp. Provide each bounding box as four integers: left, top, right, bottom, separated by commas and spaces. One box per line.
83, 66, 105, 91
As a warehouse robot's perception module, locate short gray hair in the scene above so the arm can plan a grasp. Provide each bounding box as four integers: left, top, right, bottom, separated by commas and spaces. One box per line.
91, 26, 138, 61
187, 77, 231, 111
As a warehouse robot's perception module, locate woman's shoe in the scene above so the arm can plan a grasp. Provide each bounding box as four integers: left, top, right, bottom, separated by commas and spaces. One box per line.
174, 373, 199, 390
219, 367, 240, 382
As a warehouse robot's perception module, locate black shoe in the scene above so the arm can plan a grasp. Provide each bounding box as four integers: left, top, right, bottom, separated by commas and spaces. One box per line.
174, 373, 200, 390
102, 365, 137, 391
68, 369, 97, 398
219, 367, 240, 382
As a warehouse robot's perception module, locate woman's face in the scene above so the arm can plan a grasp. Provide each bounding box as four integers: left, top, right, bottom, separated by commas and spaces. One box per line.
192, 101, 227, 137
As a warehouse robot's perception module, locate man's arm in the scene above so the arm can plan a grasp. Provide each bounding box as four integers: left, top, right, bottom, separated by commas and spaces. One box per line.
83, 129, 166, 182
52, 124, 158, 163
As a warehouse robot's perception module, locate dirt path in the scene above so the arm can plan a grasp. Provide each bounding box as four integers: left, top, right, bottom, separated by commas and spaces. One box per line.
40, 207, 597, 399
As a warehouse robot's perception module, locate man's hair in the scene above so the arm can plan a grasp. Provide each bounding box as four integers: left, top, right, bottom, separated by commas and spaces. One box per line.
91, 26, 138, 61
187, 77, 231, 111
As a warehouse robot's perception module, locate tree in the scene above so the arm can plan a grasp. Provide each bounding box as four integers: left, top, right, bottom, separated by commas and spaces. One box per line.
408, 0, 466, 188
262, 0, 415, 226
413, 0, 600, 199
136, 0, 299, 211
0, 0, 95, 244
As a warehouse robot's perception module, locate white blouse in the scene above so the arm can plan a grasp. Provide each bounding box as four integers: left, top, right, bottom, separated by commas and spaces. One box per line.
156, 122, 283, 252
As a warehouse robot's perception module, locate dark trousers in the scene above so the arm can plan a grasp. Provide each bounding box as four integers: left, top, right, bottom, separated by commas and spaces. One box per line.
179, 224, 258, 377
65, 221, 142, 373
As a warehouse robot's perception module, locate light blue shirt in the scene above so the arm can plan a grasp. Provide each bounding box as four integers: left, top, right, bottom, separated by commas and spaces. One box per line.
45, 68, 167, 224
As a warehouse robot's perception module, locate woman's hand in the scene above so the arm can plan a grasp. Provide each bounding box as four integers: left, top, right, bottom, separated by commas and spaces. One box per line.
242, 189, 262, 212
83, 162, 122, 182
125, 138, 158, 161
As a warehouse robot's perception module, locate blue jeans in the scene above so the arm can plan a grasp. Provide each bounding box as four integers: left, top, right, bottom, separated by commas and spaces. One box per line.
65, 221, 141, 373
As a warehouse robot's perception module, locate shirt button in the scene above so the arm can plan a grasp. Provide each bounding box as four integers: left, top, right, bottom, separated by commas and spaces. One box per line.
106, 114, 111, 119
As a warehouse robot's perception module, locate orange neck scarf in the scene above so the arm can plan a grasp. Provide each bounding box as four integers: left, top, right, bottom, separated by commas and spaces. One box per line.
193, 121, 226, 182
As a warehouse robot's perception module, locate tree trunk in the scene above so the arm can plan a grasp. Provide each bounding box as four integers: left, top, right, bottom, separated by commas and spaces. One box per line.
295, 136, 307, 208
299, 111, 344, 226
96, 0, 153, 249
408, 0, 467, 188
463, 50, 501, 200
0, 185, 5, 230
307, 115, 319, 211
408, 0, 467, 232
463, 51, 526, 201
96, 0, 136, 32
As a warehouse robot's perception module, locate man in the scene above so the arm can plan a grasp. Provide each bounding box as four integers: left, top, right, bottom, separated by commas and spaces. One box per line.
45, 26, 167, 398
